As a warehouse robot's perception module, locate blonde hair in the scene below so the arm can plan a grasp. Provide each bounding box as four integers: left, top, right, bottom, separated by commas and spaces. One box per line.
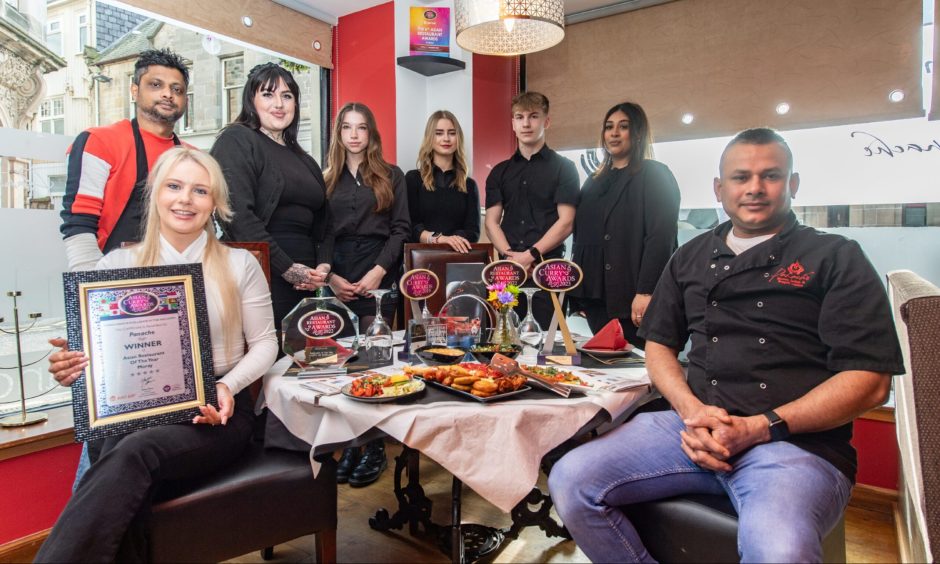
137, 147, 242, 361
323, 102, 394, 212
416, 110, 468, 193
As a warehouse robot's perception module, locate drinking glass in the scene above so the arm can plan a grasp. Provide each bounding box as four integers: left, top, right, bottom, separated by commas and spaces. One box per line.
517, 287, 543, 362
364, 289, 393, 363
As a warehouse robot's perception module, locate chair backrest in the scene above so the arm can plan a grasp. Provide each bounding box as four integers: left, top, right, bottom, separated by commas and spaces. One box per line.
224, 242, 271, 403
403, 243, 494, 324
887, 270, 940, 563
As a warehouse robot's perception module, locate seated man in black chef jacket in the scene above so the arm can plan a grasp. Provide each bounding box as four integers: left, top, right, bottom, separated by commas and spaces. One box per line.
548, 127, 904, 562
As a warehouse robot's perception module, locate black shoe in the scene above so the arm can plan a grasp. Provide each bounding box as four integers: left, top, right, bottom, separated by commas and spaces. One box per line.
336, 446, 360, 484
348, 441, 387, 487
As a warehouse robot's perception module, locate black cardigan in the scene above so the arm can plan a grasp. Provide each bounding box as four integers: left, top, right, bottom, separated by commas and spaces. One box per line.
569, 159, 681, 318
210, 124, 333, 275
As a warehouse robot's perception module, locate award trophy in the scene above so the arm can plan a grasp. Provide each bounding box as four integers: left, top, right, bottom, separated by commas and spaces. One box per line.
532, 259, 584, 365
398, 269, 440, 362
281, 295, 359, 377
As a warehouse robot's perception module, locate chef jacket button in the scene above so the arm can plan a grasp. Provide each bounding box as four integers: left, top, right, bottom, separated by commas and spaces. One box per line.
711, 300, 718, 306
759, 337, 766, 344
759, 383, 767, 389
605, 264, 612, 271
710, 264, 716, 269
757, 301, 764, 307
711, 379, 718, 386
723, 265, 730, 271
769, 255, 775, 260
713, 248, 718, 253
522, 180, 527, 185
604, 234, 611, 241
712, 336, 718, 343
764, 272, 770, 278
520, 220, 525, 225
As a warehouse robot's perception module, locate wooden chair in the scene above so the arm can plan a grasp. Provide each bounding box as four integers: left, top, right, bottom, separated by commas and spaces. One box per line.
147, 242, 338, 563
402, 243, 495, 324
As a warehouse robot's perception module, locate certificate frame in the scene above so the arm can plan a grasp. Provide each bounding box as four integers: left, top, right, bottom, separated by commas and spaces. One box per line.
63, 264, 216, 442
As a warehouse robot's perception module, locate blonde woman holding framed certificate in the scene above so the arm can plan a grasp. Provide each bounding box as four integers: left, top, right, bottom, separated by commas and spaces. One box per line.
37, 147, 278, 562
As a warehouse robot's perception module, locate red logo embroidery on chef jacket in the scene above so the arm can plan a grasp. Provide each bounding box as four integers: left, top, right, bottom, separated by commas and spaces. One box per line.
769, 260, 815, 288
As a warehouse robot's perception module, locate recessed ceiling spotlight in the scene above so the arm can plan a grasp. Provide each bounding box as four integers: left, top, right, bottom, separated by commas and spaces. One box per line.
681, 113, 694, 125
241, 15, 253, 28
889, 89, 905, 103
775, 102, 790, 115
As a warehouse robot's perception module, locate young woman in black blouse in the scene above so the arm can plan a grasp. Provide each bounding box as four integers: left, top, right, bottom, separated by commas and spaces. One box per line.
406, 110, 480, 252
569, 102, 681, 350
211, 63, 332, 327
322, 102, 409, 486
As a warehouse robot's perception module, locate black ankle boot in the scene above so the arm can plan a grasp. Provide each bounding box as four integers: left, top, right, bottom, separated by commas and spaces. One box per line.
336, 446, 361, 484
348, 440, 387, 487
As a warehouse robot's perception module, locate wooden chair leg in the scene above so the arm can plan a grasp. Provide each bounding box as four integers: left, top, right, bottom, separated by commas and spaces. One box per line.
260, 546, 274, 560
315, 529, 337, 564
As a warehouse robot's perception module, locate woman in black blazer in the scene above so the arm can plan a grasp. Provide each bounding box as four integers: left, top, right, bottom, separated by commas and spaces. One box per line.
569, 102, 680, 350
211, 63, 333, 327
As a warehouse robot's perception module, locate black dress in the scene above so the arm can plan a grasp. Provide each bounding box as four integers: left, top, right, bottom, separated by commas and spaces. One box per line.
329, 164, 411, 324
569, 160, 681, 349
211, 125, 333, 329
405, 166, 480, 242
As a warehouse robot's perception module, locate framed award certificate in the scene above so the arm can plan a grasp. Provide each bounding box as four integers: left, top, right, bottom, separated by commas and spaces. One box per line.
63, 264, 215, 441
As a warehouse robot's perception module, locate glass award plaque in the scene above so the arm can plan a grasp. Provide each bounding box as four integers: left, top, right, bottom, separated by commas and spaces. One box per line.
282, 296, 359, 376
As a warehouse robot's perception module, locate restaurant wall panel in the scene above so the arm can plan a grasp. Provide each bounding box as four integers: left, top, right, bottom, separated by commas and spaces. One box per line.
0, 444, 80, 545
528, 0, 924, 149
115, 0, 332, 68
335, 2, 398, 163
472, 54, 518, 200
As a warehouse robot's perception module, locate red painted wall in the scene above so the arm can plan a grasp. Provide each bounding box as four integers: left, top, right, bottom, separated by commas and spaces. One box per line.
334, 2, 398, 164
0, 443, 80, 544
852, 417, 898, 490
472, 54, 518, 203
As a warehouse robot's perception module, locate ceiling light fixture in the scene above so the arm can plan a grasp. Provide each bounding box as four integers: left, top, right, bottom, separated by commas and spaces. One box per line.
455, 0, 565, 56
775, 102, 791, 115
889, 89, 905, 103
241, 16, 253, 28
681, 113, 694, 125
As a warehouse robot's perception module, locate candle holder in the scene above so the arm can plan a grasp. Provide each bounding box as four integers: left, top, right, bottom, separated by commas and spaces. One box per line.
0, 291, 48, 427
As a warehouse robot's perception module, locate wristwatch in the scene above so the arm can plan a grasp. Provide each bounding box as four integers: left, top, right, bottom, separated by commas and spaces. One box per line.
763, 410, 790, 441
528, 246, 543, 263
430, 232, 442, 244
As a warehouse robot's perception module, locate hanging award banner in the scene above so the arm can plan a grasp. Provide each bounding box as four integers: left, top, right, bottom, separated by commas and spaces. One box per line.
63, 264, 215, 442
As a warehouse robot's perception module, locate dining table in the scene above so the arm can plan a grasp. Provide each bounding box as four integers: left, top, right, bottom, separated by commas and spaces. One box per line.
261, 343, 653, 563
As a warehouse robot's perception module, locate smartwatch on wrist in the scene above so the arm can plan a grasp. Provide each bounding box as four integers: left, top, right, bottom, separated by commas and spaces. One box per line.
324, 271, 334, 284
528, 247, 543, 263
763, 410, 790, 441
430, 232, 442, 244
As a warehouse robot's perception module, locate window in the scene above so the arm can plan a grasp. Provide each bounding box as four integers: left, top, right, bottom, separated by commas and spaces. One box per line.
77, 13, 88, 52
46, 20, 62, 56
40, 98, 65, 135
221, 55, 244, 124
179, 66, 194, 132
127, 73, 137, 119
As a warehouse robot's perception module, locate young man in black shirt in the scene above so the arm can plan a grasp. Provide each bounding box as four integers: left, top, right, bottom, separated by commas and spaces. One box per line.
548, 128, 904, 562
484, 91, 580, 328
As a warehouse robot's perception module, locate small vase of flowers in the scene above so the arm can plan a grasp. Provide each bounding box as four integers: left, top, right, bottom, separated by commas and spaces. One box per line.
486, 282, 521, 348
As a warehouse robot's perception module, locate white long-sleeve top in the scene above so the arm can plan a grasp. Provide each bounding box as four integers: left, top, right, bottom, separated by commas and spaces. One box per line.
97, 231, 279, 395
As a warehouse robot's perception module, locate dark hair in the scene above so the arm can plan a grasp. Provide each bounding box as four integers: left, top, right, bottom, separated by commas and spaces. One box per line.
133, 48, 189, 86
230, 63, 305, 155
720, 127, 794, 173
511, 91, 550, 114
594, 101, 652, 177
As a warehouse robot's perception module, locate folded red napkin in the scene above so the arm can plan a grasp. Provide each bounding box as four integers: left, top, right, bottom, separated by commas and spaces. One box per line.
583, 319, 631, 351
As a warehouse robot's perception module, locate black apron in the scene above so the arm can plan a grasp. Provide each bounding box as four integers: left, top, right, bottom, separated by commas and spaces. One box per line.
103, 119, 182, 253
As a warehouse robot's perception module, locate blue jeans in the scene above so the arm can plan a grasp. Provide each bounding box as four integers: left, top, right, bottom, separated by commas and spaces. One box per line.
548, 410, 852, 563
72, 443, 90, 492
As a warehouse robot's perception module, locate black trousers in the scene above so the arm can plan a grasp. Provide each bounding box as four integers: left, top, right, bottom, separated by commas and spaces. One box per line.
35, 389, 254, 563
577, 297, 646, 350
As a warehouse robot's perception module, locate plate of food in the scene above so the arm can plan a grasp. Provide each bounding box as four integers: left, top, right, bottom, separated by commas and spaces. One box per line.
468, 343, 522, 363
341, 372, 426, 403
414, 345, 468, 366
404, 362, 530, 402
521, 364, 594, 393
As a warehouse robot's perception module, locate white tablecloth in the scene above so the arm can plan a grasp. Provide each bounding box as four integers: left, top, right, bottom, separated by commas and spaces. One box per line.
262, 356, 650, 512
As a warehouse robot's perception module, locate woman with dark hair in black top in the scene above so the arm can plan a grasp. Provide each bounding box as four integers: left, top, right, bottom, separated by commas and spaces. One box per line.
211, 62, 333, 328
570, 102, 681, 350
406, 110, 479, 252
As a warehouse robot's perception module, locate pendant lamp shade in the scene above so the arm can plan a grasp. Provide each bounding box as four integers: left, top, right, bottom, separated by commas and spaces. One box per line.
455, 0, 565, 56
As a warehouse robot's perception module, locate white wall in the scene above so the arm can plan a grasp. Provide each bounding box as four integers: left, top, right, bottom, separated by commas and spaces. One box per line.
394, 0, 474, 172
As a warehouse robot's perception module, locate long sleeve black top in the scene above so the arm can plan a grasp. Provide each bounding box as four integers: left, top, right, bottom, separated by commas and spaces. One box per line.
329, 164, 411, 273
405, 166, 480, 242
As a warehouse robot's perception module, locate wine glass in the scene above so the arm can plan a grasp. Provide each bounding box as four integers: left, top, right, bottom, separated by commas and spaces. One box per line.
364, 289, 393, 363
517, 287, 543, 362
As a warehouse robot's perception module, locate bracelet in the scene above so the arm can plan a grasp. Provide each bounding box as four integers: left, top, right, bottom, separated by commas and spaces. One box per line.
324, 271, 334, 284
